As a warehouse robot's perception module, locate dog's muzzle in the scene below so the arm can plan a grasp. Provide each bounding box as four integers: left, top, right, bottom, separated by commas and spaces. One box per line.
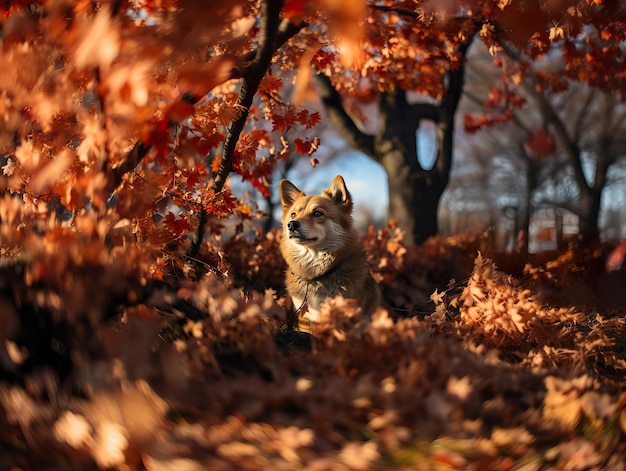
287, 220, 317, 241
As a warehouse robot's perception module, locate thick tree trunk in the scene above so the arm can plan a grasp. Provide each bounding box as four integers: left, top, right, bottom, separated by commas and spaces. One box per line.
379, 148, 447, 244
316, 38, 470, 245
578, 190, 602, 244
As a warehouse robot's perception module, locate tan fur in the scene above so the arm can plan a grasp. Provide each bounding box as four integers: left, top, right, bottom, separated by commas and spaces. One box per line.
279, 175, 380, 322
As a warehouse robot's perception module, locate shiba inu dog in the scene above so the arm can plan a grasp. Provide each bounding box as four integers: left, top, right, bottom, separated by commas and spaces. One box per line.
279, 175, 380, 323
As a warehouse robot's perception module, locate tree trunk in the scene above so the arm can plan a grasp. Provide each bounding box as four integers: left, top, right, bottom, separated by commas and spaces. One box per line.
520, 73, 615, 248
380, 152, 447, 244
578, 190, 602, 244
518, 159, 539, 254
316, 39, 471, 246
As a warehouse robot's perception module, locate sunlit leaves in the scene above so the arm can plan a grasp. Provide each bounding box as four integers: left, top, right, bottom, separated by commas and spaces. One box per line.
549, 25, 565, 42
72, 6, 120, 72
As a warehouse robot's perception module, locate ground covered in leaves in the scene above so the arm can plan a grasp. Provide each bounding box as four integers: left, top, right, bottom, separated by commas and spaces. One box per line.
1, 228, 626, 470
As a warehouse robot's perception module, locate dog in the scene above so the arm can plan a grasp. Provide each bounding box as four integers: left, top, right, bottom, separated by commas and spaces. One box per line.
279, 175, 380, 323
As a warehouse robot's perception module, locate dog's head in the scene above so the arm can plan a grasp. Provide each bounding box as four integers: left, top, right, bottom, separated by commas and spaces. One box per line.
279, 175, 354, 251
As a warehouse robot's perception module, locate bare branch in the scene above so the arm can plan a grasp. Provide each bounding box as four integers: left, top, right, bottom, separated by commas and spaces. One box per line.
572, 86, 596, 143
434, 35, 473, 178
315, 73, 376, 158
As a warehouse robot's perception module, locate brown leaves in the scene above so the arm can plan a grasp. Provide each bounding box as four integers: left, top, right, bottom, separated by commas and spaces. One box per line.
458, 252, 538, 338
3, 229, 626, 469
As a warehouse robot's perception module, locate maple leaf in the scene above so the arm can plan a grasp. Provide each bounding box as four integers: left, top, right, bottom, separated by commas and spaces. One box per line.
211, 154, 222, 174
271, 108, 297, 132
164, 211, 190, 236
305, 111, 321, 128
549, 25, 565, 42
430, 289, 445, 306
232, 134, 260, 175
295, 109, 322, 129
260, 74, 283, 96
294, 137, 320, 156
215, 101, 244, 126
182, 163, 208, 190
205, 189, 239, 217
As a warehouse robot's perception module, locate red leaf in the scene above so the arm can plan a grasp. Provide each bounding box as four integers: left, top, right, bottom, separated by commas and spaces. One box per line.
144, 117, 172, 165
294, 137, 319, 156
189, 133, 223, 156
164, 211, 190, 236
283, 0, 305, 19
296, 109, 322, 129
525, 129, 555, 157
271, 109, 297, 132
182, 163, 207, 190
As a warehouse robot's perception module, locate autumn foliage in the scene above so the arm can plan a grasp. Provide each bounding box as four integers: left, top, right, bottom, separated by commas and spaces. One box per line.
3, 224, 626, 469
1, 0, 626, 469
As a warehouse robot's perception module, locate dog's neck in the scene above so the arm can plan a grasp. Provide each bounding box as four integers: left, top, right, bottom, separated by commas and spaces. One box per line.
292, 255, 345, 283
289, 249, 344, 283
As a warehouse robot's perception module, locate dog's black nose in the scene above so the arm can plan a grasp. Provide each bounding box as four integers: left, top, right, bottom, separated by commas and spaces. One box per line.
287, 220, 300, 231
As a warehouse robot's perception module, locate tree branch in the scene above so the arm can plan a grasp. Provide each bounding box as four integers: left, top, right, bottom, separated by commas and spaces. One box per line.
501, 41, 590, 194
572, 87, 596, 143
522, 80, 589, 193
189, 0, 287, 258
315, 73, 376, 158
109, 141, 151, 192
434, 34, 473, 178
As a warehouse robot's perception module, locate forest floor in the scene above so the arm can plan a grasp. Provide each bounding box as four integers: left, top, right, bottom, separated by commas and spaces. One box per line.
1, 230, 625, 470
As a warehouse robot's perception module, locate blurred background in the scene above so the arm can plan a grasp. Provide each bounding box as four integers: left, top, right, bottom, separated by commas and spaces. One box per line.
233, 41, 626, 254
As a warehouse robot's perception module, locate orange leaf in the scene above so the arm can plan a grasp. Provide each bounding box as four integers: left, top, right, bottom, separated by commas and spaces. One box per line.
205, 189, 239, 217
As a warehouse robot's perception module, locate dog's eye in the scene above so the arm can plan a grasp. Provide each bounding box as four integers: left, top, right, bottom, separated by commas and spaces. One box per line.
312, 210, 323, 217
290, 212, 296, 219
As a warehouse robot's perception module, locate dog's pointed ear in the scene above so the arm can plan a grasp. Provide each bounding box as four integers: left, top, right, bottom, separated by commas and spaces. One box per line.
324, 175, 352, 211
280, 179, 303, 210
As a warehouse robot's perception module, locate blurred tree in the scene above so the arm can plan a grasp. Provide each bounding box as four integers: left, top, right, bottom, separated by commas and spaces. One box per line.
464, 42, 626, 248
289, 0, 626, 245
